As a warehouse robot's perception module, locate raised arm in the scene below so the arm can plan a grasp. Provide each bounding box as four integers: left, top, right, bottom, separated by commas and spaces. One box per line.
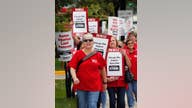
120, 49, 131, 68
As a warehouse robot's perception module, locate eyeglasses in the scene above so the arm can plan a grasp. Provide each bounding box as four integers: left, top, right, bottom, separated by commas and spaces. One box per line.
83, 39, 93, 42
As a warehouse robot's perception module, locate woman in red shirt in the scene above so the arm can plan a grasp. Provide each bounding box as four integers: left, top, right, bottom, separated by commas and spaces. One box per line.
124, 31, 137, 51
125, 39, 137, 108
69, 33, 107, 108
106, 36, 131, 108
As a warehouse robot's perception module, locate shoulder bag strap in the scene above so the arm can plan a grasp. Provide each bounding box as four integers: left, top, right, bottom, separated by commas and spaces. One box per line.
76, 51, 97, 72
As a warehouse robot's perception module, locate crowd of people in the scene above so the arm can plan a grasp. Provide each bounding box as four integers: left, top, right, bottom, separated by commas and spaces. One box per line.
62, 31, 137, 108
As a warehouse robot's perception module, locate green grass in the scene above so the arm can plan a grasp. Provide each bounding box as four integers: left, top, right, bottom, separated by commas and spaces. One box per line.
55, 59, 77, 108
55, 58, 65, 71
55, 79, 77, 108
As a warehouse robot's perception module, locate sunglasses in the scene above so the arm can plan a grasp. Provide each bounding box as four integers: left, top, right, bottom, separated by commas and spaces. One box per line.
83, 39, 93, 42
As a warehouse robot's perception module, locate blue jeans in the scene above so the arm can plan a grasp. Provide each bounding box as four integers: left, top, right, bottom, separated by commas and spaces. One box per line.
107, 87, 126, 108
97, 91, 106, 108
126, 80, 137, 108
77, 90, 100, 108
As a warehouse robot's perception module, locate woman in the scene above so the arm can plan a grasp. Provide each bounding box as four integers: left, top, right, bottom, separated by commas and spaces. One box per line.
125, 39, 137, 108
106, 36, 131, 108
127, 31, 137, 50
69, 33, 107, 108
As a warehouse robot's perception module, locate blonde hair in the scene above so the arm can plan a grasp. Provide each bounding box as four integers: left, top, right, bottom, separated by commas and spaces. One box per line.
82, 33, 93, 41
110, 36, 118, 47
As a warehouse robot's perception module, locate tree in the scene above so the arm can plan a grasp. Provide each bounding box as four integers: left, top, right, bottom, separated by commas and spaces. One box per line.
75, 0, 115, 20
55, 0, 116, 32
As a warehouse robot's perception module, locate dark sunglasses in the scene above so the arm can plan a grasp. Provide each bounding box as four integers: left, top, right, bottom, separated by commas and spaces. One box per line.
83, 39, 93, 42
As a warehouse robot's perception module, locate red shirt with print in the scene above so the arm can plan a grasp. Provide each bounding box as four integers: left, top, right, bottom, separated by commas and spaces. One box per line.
69, 50, 106, 91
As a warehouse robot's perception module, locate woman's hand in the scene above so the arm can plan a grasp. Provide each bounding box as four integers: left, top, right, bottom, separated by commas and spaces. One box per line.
102, 83, 107, 91
120, 49, 126, 56
107, 76, 119, 82
73, 77, 80, 84
120, 48, 132, 68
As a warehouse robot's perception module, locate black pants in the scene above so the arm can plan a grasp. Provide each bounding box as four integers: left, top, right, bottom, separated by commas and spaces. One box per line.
97, 92, 102, 108
107, 87, 126, 108
64, 62, 75, 98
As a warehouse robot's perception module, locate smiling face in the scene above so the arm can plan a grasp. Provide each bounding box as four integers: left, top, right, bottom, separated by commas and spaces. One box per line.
128, 32, 137, 43
109, 36, 118, 48
127, 40, 134, 49
82, 33, 94, 49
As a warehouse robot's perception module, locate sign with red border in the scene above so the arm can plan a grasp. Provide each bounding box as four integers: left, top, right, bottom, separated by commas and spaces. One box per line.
107, 48, 123, 76
92, 33, 111, 59
72, 8, 88, 37
88, 18, 100, 33
55, 31, 74, 61
108, 17, 125, 40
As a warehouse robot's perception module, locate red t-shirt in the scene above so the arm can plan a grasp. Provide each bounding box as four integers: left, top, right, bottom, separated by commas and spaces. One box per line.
134, 42, 137, 50
69, 50, 106, 91
128, 50, 137, 80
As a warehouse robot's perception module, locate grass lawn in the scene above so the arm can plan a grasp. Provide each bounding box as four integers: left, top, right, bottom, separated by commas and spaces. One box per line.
55, 59, 77, 108
55, 79, 77, 108
55, 58, 65, 71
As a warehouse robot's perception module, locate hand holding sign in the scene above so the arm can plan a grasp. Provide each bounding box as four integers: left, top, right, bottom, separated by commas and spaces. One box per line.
107, 76, 119, 82
120, 48, 126, 57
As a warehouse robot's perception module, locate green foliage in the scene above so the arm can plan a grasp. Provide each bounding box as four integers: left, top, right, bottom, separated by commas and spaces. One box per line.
55, 0, 74, 13
88, 2, 114, 20
55, 14, 71, 23
127, 1, 137, 14
76, 0, 115, 20
55, 0, 117, 32
55, 13, 72, 32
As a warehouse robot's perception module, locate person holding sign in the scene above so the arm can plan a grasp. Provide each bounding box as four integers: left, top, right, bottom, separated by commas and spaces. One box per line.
69, 33, 107, 108
106, 36, 131, 108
